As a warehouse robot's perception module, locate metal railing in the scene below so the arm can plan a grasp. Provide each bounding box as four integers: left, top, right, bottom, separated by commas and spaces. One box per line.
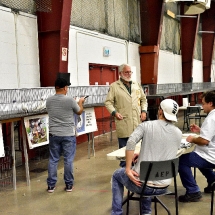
0, 83, 215, 120
145, 82, 215, 97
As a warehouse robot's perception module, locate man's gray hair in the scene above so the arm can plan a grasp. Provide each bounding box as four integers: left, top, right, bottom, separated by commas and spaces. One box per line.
118, 64, 131, 73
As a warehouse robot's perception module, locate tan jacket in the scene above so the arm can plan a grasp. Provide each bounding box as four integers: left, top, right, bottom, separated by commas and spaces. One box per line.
104, 80, 148, 138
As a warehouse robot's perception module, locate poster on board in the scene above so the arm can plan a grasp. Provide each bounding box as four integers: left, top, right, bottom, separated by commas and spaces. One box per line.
74, 108, 98, 136
0, 123, 5, 157
24, 114, 49, 149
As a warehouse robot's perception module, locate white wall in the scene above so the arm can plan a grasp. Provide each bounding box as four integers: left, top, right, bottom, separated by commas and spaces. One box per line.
68, 26, 141, 86
158, 50, 182, 84
128, 42, 141, 82
16, 12, 40, 88
0, 7, 212, 90
211, 61, 215, 82
192, 59, 203, 82
158, 50, 205, 84
0, 7, 18, 89
0, 6, 40, 89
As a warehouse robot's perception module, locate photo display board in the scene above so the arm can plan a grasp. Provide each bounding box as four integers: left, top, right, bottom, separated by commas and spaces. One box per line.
75, 108, 98, 136
24, 114, 49, 149
24, 108, 97, 148
0, 123, 5, 157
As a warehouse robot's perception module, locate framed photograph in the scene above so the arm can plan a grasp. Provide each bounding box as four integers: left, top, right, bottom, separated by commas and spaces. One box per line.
24, 114, 49, 149
0, 123, 5, 157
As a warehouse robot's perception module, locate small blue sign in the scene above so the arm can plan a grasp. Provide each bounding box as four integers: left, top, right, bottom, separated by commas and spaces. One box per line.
103, 47, 110, 57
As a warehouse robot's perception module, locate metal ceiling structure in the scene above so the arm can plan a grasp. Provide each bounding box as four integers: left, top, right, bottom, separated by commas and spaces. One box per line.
35, 0, 215, 87
139, 0, 215, 85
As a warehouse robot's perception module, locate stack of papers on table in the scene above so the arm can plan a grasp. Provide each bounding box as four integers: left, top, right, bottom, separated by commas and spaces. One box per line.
180, 139, 191, 148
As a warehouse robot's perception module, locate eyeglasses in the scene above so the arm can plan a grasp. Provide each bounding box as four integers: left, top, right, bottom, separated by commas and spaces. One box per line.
123, 71, 133, 75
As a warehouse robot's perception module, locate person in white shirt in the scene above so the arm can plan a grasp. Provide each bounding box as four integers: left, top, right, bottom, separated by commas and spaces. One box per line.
179, 90, 215, 202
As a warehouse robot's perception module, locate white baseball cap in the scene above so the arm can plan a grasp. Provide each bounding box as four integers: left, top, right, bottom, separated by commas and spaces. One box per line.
160, 99, 179, 122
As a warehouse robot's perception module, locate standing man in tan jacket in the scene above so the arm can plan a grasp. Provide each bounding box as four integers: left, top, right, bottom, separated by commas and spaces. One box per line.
104, 64, 148, 167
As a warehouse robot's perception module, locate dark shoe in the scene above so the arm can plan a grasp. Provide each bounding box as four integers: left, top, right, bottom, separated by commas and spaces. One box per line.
178, 191, 202, 202
47, 186, 55, 193
65, 184, 73, 192
119, 161, 126, 168
204, 185, 213, 193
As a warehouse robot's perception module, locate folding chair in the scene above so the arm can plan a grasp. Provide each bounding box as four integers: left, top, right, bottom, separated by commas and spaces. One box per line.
210, 181, 215, 215
123, 158, 179, 215
193, 168, 215, 215
183, 106, 201, 130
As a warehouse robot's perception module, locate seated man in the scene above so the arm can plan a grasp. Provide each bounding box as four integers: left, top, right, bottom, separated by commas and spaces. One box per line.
111, 99, 182, 215
178, 90, 215, 202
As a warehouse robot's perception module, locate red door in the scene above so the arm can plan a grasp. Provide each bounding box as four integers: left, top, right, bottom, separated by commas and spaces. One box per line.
89, 64, 118, 135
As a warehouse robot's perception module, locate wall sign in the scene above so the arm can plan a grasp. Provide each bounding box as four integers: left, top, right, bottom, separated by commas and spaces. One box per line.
103, 46, 111, 57
62, 47, 68, 61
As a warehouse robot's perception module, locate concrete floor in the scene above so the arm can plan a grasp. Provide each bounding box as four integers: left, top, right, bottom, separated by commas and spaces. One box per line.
0, 110, 213, 215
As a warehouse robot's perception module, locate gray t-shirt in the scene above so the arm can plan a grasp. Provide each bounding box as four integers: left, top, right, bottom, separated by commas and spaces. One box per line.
46, 94, 80, 136
126, 120, 182, 186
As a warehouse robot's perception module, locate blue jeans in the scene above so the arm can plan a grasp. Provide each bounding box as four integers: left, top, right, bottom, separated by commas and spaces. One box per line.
118, 138, 129, 167
179, 152, 215, 193
47, 135, 76, 187
111, 168, 167, 215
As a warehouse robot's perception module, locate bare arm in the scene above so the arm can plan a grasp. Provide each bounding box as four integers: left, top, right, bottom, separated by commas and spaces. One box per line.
125, 150, 142, 187
140, 112, 147, 121
76, 97, 85, 115
186, 136, 209, 146
189, 124, 201, 133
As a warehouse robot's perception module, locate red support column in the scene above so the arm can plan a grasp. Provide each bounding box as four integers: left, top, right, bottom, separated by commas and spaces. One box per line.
180, 3, 200, 83
139, 0, 164, 85
201, 1, 215, 82
37, 0, 73, 87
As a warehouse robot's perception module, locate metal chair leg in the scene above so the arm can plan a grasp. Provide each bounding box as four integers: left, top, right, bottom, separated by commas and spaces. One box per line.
211, 184, 215, 215
193, 167, 196, 181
